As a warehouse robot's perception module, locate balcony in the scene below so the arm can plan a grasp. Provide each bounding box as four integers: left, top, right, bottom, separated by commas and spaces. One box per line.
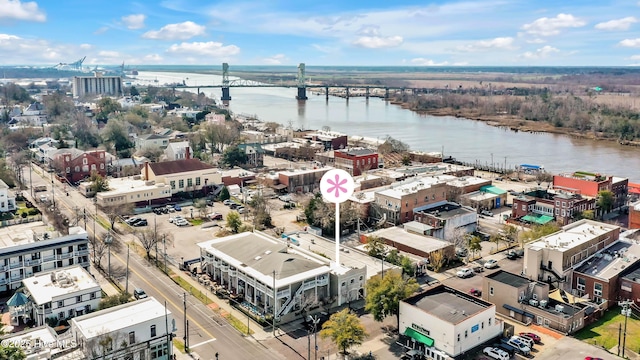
25, 258, 42, 266
77, 249, 90, 256
9, 262, 24, 269
58, 253, 73, 260
220, 264, 229, 272
43, 255, 56, 262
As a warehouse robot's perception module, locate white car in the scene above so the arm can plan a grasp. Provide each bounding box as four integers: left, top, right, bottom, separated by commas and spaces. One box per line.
484, 259, 499, 269
174, 219, 189, 226
456, 268, 474, 278
483, 347, 509, 360
507, 338, 531, 355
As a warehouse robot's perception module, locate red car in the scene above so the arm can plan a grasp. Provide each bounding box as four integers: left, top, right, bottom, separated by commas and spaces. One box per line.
584, 357, 604, 360
519, 332, 541, 344
469, 288, 482, 297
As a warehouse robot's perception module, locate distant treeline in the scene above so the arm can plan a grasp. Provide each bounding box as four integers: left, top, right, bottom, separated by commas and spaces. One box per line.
394, 91, 640, 142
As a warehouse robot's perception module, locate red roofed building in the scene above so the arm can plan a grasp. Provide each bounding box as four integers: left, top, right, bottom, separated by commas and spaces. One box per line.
553, 172, 628, 211
144, 159, 221, 195
334, 148, 378, 176
51, 149, 107, 183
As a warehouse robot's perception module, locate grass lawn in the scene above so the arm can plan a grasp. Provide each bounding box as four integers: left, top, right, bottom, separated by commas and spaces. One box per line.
188, 218, 204, 226
575, 306, 640, 352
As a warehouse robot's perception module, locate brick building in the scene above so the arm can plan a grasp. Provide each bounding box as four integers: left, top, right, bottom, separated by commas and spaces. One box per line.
511, 189, 596, 226
51, 148, 107, 183
334, 148, 379, 176
553, 172, 628, 211
373, 177, 448, 225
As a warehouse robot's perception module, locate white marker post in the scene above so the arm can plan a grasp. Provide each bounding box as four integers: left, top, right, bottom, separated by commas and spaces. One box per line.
320, 169, 354, 268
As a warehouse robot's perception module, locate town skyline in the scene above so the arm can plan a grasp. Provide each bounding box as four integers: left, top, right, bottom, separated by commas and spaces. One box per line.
2, 0, 640, 67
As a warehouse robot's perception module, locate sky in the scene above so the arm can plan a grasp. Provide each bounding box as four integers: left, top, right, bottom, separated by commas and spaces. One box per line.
2, 0, 640, 66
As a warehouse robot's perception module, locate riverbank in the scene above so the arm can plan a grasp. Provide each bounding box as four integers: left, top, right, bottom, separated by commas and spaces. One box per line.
391, 101, 640, 147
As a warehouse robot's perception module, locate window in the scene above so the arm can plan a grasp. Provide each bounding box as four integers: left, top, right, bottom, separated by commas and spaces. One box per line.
58, 312, 64, 319
457, 334, 460, 342
196, 177, 201, 186
489, 287, 494, 296
179, 180, 184, 188
170, 181, 176, 190
75, 166, 80, 172
151, 325, 156, 337
187, 178, 193, 187
76, 295, 82, 302
66, 167, 70, 173
100, 163, 104, 169
488, 318, 492, 325
577, 277, 586, 291
83, 158, 88, 165
522, 205, 526, 211
464, 330, 468, 338
90, 292, 96, 299
481, 322, 484, 329
58, 301, 63, 307
128, 331, 136, 345
594, 283, 603, 297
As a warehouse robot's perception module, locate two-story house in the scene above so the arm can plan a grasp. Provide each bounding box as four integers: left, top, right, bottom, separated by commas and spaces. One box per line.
135, 133, 170, 150
51, 149, 107, 183
22, 266, 102, 326
0, 179, 17, 213
164, 141, 192, 161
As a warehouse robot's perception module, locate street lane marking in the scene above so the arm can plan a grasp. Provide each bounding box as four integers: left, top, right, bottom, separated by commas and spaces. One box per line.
189, 338, 217, 349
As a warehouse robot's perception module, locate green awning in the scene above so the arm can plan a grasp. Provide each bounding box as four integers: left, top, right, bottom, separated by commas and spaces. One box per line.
521, 214, 554, 224
404, 328, 434, 347
480, 185, 507, 195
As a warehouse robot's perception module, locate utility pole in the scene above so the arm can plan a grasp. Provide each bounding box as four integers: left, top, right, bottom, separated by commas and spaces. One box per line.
621, 299, 632, 358
183, 292, 189, 353
273, 270, 277, 337
125, 244, 130, 294
163, 234, 167, 273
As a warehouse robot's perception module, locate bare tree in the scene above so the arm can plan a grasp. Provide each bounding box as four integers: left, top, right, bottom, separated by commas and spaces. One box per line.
444, 226, 469, 250
102, 203, 134, 230
136, 227, 172, 260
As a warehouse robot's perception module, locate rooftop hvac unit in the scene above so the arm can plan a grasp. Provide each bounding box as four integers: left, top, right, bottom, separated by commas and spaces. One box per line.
555, 304, 564, 313
529, 299, 539, 306
539, 300, 548, 308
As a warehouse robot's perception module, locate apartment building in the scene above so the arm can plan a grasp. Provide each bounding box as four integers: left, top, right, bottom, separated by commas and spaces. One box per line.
333, 148, 379, 176
72, 74, 123, 98
374, 177, 448, 225
553, 172, 628, 210
512, 189, 596, 226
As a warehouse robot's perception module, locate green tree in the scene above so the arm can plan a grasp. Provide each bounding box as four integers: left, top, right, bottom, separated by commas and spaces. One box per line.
364, 236, 386, 259
319, 308, 368, 355
429, 249, 446, 272
96, 97, 122, 120
98, 293, 131, 310
222, 145, 247, 167
130, 86, 140, 97
597, 190, 615, 214
102, 119, 134, 157
226, 211, 242, 233
0, 344, 26, 359
520, 222, 560, 244
400, 256, 415, 277
218, 186, 230, 201
364, 270, 419, 328
468, 235, 483, 259
88, 171, 110, 194
303, 193, 322, 226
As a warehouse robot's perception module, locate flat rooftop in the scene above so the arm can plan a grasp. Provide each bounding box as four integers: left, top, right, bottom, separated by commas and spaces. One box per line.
574, 240, 640, 279
0, 221, 53, 248
404, 286, 492, 324
198, 232, 331, 287
98, 177, 169, 194
369, 227, 451, 253
486, 270, 533, 288
528, 220, 620, 252
416, 202, 475, 219
23, 266, 100, 305
377, 177, 444, 199
445, 176, 488, 188
279, 166, 332, 177
72, 297, 171, 339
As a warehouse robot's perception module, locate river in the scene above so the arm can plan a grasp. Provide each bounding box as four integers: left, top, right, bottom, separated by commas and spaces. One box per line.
135, 71, 640, 183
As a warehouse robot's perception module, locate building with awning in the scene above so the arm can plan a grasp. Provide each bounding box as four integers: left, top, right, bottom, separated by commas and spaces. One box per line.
399, 285, 503, 360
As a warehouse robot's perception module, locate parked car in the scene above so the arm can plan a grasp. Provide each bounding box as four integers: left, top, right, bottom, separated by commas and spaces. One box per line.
493, 343, 515, 357
511, 335, 534, 349
506, 338, 531, 356
456, 268, 474, 278
208, 213, 223, 220
133, 288, 148, 300
484, 259, 499, 269
169, 216, 183, 223
515, 248, 525, 257
584, 357, 604, 360
469, 288, 482, 297
174, 219, 189, 226
481, 209, 494, 216
456, 248, 468, 258
223, 199, 232, 206
174, 204, 182, 211
237, 207, 246, 214
519, 332, 541, 344
132, 219, 148, 227
506, 250, 519, 260
125, 217, 142, 225
165, 205, 176, 213
483, 347, 509, 360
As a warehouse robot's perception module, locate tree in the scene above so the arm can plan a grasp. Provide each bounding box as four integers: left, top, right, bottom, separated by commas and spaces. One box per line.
102, 119, 134, 157
520, 222, 560, 244
96, 97, 122, 120
226, 211, 242, 233
364, 236, 386, 259
88, 171, 110, 194
222, 146, 247, 167
0, 323, 26, 359
400, 256, 415, 277
364, 270, 419, 328
137, 146, 164, 162
98, 293, 131, 309
319, 308, 368, 355
468, 235, 483, 259
194, 199, 207, 218
429, 249, 446, 272
218, 186, 230, 201
248, 194, 272, 229
597, 190, 615, 214
103, 203, 134, 229
490, 234, 504, 252
136, 228, 172, 260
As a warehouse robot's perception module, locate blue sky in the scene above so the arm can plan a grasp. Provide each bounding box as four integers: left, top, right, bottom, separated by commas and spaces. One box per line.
2, 0, 640, 66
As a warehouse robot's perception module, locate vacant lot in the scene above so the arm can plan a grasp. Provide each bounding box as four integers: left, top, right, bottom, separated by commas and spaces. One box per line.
574, 306, 640, 354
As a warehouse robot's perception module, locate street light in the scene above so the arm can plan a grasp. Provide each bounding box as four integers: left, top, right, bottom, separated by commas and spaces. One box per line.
308, 314, 320, 360
105, 233, 113, 279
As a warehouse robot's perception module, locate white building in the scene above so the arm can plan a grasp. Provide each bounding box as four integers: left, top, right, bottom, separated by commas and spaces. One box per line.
399, 285, 503, 360
94, 176, 172, 207
198, 231, 366, 323
72, 74, 123, 98
0, 326, 75, 359
164, 140, 192, 161
0, 226, 90, 293
135, 134, 170, 150
0, 179, 17, 212
22, 266, 102, 326
68, 297, 176, 360
143, 159, 221, 195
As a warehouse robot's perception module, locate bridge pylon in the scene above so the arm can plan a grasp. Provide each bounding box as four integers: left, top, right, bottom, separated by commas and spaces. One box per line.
221, 63, 232, 101
295, 63, 308, 100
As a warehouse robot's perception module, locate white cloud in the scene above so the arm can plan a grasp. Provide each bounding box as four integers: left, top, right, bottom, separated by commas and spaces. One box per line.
0, 34, 21, 42
166, 41, 240, 57
521, 45, 559, 59
456, 37, 515, 52
526, 38, 546, 44
261, 54, 287, 65
143, 21, 206, 40
619, 38, 640, 47
79, 43, 92, 49
122, 14, 146, 30
352, 35, 403, 48
595, 17, 637, 31
140, 54, 163, 63
410, 58, 449, 66
94, 26, 109, 35
629, 55, 640, 60
0, 0, 46, 22
522, 13, 586, 36
311, 44, 338, 53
